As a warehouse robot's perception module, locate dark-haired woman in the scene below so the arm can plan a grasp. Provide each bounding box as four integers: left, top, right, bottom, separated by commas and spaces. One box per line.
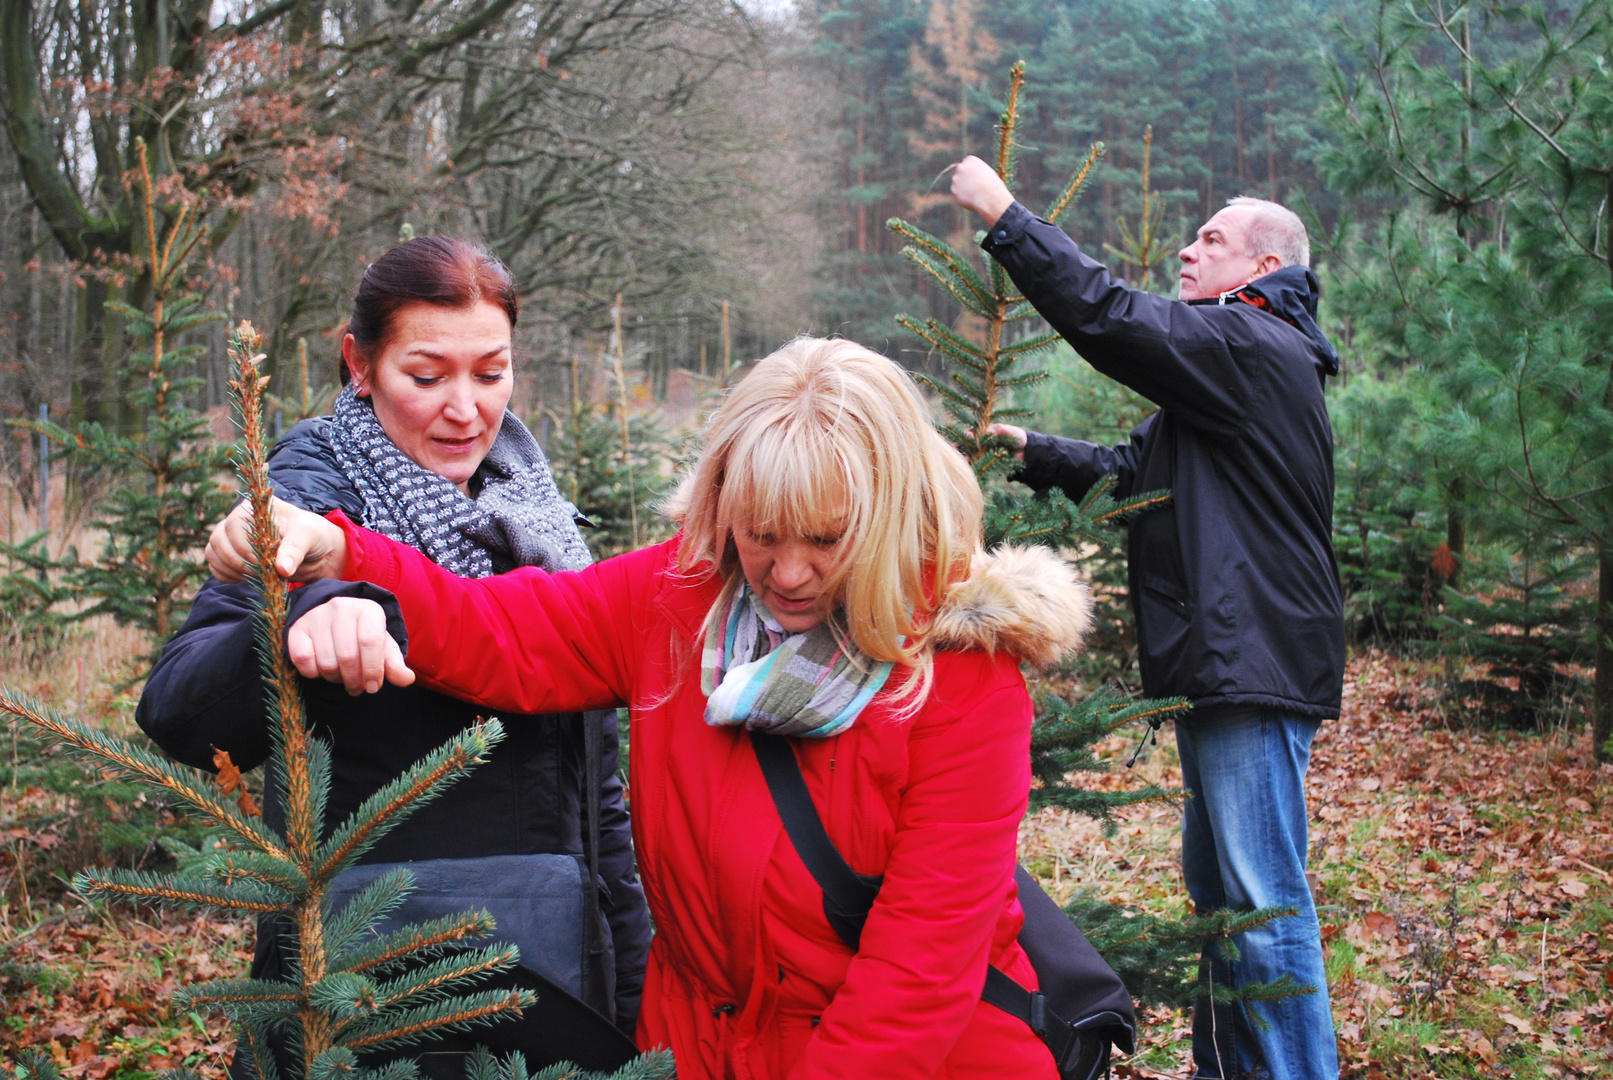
136, 237, 651, 1074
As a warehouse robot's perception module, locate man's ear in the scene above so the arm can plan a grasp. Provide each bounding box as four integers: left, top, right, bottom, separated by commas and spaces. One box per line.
1254, 253, 1284, 280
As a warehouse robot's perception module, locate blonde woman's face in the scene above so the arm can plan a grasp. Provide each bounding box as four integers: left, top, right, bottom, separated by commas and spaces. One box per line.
732, 518, 845, 633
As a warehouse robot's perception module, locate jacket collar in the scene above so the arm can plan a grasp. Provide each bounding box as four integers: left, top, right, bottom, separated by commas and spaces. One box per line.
1190, 265, 1339, 377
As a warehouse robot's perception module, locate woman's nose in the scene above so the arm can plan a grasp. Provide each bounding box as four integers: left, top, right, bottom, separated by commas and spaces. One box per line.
770, 546, 816, 589
441, 380, 478, 422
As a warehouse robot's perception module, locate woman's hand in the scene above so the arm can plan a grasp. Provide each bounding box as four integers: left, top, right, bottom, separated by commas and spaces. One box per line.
206, 497, 350, 584
288, 597, 415, 695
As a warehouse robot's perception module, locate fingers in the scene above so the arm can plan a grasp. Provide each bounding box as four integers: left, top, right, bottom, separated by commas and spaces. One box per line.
985, 423, 1028, 448
204, 502, 255, 583
384, 638, 416, 688
287, 616, 321, 680
205, 497, 349, 585
285, 598, 411, 694
275, 519, 316, 581
205, 513, 242, 583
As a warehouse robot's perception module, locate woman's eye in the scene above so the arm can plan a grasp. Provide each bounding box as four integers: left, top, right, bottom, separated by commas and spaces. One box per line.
808, 534, 843, 549
476, 372, 506, 384
411, 375, 443, 388
748, 530, 777, 546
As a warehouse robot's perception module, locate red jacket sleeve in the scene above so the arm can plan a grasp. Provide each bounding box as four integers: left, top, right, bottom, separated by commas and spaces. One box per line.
331, 510, 667, 714
789, 662, 1033, 1080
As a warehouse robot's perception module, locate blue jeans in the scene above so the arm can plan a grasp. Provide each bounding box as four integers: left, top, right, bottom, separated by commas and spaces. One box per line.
1175, 712, 1338, 1080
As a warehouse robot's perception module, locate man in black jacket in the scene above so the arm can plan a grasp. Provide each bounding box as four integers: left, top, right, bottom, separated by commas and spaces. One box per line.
953, 156, 1342, 1080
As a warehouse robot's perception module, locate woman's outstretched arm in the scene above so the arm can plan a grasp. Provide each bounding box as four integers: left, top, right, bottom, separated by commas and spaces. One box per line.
205, 497, 670, 714
329, 509, 666, 714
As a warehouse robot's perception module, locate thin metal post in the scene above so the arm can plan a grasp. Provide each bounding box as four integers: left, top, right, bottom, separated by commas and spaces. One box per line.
37, 403, 48, 538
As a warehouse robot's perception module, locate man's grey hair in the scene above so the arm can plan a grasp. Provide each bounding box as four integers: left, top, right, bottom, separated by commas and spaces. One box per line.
1227, 196, 1309, 269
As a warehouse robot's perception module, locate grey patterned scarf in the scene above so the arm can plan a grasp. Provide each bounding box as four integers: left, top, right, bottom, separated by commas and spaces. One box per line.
327, 384, 593, 577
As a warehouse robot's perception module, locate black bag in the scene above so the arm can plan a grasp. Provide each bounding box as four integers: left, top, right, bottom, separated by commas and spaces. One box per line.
316, 711, 634, 1078
750, 730, 1135, 1080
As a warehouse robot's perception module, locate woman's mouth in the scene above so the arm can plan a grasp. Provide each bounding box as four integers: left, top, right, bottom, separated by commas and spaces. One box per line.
769, 592, 818, 613
433, 435, 480, 454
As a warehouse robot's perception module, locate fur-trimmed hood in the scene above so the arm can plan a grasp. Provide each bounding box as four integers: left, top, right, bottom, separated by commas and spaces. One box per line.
929, 545, 1090, 668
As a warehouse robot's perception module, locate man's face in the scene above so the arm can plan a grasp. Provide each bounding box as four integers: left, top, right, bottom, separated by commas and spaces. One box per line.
1177, 206, 1267, 301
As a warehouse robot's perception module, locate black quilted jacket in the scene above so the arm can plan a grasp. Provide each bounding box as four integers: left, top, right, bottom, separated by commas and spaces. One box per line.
136, 418, 651, 1031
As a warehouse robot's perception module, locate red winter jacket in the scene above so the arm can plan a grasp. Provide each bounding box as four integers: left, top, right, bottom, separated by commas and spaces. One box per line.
331, 514, 1092, 1080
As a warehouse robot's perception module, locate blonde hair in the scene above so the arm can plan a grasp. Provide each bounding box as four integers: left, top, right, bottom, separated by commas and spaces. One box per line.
666, 336, 983, 705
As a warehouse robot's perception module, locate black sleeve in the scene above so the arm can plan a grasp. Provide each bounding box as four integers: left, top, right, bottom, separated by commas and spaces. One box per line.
593, 708, 650, 1034
136, 577, 406, 772
267, 419, 367, 518
1012, 428, 1144, 504
982, 201, 1253, 438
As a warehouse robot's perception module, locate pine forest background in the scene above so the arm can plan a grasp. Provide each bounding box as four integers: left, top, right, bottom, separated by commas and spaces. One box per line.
4, 0, 1613, 1077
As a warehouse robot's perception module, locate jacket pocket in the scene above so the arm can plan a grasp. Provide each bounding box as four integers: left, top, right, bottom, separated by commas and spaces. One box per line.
1140, 573, 1191, 618
1136, 573, 1193, 688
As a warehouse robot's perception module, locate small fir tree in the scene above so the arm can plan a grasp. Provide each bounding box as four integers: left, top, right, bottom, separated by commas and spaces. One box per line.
16, 138, 237, 655
891, 60, 1309, 1015
1, 324, 674, 1080
543, 352, 675, 561
267, 338, 340, 428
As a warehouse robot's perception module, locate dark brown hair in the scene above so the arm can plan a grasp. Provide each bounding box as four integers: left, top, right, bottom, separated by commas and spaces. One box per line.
342, 236, 519, 384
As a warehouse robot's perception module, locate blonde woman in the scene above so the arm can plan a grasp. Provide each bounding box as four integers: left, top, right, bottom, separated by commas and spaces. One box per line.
207, 337, 1091, 1080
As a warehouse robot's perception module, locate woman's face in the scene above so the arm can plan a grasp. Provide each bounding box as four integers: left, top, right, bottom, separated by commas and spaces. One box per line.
344, 301, 514, 494
731, 520, 845, 633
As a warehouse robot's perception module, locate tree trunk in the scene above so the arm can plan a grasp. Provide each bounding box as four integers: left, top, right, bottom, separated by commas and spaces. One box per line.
1595, 537, 1613, 763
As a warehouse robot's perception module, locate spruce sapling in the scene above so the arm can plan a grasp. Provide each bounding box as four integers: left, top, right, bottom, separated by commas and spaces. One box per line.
0, 323, 673, 1080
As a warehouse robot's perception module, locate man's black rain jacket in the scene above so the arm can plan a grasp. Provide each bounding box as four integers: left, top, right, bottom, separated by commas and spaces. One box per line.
982, 201, 1345, 719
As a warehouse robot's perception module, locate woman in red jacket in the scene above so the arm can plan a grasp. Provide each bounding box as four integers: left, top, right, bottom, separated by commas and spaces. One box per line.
208, 337, 1090, 1080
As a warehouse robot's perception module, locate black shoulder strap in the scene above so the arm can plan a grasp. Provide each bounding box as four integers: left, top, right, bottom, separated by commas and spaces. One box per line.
749, 730, 881, 950
748, 728, 1118, 1080
580, 710, 605, 1004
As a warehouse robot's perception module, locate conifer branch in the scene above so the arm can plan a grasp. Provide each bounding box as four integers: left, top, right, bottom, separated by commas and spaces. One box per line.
364, 945, 521, 1011
0, 688, 288, 858
896, 247, 994, 318
338, 989, 535, 1051
204, 850, 310, 894
334, 910, 499, 974
885, 220, 997, 310
996, 61, 1026, 188
1045, 143, 1106, 226
175, 979, 305, 1014
74, 868, 294, 912
323, 868, 417, 959
231, 322, 322, 870
313, 722, 504, 882
237, 1023, 284, 1080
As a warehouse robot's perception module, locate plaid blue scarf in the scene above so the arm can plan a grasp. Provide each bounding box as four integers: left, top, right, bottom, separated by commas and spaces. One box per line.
701, 586, 893, 738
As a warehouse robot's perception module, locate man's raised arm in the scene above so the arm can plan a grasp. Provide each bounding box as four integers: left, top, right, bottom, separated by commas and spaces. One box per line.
951, 157, 1255, 439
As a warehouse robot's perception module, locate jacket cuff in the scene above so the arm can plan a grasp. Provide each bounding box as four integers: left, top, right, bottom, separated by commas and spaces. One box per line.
285, 577, 407, 656
329, 509, 404, 594
979, 201, 1037, 254
1008, 430, 1059, 491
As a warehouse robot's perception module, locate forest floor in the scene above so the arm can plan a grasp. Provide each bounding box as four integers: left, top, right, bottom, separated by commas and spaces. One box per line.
1024, 650, 1613, 1079
1, 639, 1610, 1078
